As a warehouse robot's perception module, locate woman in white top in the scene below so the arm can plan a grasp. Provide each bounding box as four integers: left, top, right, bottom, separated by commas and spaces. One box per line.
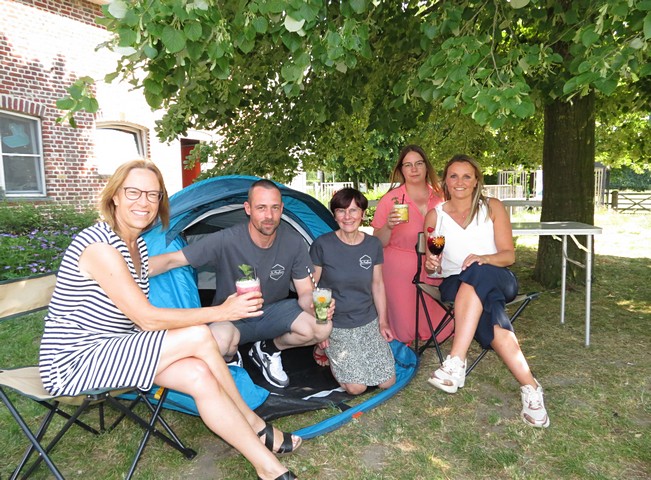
423, 154, 549, 428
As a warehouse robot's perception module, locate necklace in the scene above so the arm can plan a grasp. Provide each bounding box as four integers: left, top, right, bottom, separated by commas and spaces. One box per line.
338, 230, 361, 245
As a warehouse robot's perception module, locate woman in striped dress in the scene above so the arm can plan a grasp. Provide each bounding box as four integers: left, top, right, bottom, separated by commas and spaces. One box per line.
39, 160, 299, 480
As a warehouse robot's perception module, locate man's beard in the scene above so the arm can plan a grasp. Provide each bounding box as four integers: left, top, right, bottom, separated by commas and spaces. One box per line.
256, 220, 279, 236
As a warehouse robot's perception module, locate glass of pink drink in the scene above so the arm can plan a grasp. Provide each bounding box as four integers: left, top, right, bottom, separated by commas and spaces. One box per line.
236, 277, 261, 295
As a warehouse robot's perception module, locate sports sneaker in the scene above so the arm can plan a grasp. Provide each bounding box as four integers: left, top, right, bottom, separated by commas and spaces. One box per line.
427, 355, 466, 393
249, 341, 289, 388
225, 350, 243, 368
521, 380, 550, 428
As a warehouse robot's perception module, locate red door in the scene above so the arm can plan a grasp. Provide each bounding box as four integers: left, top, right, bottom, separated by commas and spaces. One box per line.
181, 139, 200, 187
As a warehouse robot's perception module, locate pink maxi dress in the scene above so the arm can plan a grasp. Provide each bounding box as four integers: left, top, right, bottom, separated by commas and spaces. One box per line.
371, 184, 448, 343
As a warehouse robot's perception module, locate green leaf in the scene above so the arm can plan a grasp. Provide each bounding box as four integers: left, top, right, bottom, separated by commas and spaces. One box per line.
253, 16, 268, 34
68, 84, 83, 100
56, 98, 75, 110
86, 97, 100, 114
143, 44, 158, 59
184, 22, 203, 42
644, 13, 651, 40
104, 70, 120, 83
144, 78, 163, 95
144, 89, 163, 109
442, 96, 457, 110
581, 27, 599, 47
513, 101, 535, 119
594, 77, 618, 96
107, 0, 128, 19
187, 41, 204, 60
422, 22, 437, 40
162, 26, 186, 54
118, 27, 137, 47
509, 0, 530, 9
266, 0, 286, 14
284, 15, 305, 33
350, 0, 366, 14
629, 37, 645, 49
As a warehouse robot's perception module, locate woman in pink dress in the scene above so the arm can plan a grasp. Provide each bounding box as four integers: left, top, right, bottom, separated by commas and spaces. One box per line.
371, 145, 445, 343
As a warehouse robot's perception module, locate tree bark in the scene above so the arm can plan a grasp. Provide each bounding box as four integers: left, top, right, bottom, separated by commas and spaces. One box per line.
533, 92, 595, 288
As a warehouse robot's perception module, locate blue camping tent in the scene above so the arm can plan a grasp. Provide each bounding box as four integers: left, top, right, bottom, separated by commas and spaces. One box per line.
141, 175, 418, 439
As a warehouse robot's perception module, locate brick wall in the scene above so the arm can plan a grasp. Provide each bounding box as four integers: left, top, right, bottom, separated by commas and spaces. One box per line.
0, 0, 189, 209
0, 0, 108, 208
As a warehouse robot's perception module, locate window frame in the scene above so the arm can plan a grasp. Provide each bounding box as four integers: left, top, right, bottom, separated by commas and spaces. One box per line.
94, 122, 148, 176
0, 110, 46, 198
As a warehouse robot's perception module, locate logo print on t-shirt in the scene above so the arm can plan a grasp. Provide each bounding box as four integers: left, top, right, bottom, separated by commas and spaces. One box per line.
270, 264, 285, 280
359, 255, 372, 270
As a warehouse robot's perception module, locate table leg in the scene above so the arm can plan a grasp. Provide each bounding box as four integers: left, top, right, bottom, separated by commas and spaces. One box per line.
561, 235, 567, 324
585, 234, 593, 346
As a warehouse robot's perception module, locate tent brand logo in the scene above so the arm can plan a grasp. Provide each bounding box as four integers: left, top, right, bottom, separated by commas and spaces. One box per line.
359, 255, 372, 270
270, 264, 285, 280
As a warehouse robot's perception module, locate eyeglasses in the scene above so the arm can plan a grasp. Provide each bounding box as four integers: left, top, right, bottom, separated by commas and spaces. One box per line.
122, 187, 163, 203
334, 207, 362, 217
402, 161, 426, 169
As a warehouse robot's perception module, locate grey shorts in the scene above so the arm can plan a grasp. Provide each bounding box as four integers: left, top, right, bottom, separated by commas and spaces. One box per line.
232, 298, 303, 345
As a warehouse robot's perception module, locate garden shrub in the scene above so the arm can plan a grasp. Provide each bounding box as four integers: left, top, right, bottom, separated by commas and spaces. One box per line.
0, 203, 97, 281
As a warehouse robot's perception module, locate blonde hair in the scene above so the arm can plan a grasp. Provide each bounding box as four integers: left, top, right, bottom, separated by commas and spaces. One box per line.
98, 159, 169, 234
388, 144, 443, 195
441, 154, 489, 228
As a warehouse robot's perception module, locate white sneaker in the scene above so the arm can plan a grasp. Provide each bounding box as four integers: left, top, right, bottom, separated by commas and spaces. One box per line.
225, 350, 243, 368
249, 341, 289, 388
521, 380, 550, 428
427, 355, 466, 393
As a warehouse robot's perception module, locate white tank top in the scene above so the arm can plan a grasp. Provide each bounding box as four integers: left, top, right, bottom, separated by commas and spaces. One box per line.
435, 201, 497, 277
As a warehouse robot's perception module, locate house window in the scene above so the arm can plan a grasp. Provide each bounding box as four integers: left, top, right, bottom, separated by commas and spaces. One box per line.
0, 111, 45, 197
95, 124, 147, 175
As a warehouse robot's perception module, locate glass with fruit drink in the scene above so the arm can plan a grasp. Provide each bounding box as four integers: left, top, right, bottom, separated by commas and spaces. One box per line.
312, 287, 332, 324
426, 226, 445, 277
393, 203, 409, 224
236, 264, 261, 300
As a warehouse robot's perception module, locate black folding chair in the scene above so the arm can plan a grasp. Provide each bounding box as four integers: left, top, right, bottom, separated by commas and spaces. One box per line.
413, 232, 540, 376
0, 366, 196, 479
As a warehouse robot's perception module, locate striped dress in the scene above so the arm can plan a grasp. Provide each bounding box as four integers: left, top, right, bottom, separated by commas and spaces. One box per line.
39, 222, 166, 396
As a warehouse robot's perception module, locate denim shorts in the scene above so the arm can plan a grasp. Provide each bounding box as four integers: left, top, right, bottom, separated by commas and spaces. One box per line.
232, 298, 304, 344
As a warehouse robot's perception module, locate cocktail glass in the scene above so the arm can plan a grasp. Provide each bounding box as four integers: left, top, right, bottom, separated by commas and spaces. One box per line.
312, 287, 332, 324
236, 277, 261, 296
393, 203, 409, 224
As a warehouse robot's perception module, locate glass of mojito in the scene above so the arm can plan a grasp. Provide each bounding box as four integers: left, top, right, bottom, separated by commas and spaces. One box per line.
312, 287, 332, 324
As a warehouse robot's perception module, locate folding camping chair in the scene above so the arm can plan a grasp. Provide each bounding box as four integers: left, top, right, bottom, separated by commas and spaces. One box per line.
413, 232, 540, 376
0, 366, 196, 479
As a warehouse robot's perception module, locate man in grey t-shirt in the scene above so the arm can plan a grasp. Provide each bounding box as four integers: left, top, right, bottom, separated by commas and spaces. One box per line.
150, 179, 333, 388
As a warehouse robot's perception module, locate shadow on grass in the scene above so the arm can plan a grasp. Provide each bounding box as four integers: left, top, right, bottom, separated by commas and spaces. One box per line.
1, 246, 650, 479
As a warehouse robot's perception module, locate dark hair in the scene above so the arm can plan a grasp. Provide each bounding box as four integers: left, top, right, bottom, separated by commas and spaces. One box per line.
329, 187, 368, 214
441, 154, 488, 227
388, 144, 443, 195
98, 159, 169, 234
248, 178, 281, 202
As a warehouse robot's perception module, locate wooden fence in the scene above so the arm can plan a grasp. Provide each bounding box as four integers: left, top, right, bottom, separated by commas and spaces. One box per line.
609, 191, 651, 213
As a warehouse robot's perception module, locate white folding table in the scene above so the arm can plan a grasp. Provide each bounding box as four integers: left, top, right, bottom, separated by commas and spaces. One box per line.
510, 222, 602, 346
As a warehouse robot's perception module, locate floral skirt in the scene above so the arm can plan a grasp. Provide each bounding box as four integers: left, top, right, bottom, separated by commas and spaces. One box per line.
325, 318, 395, 386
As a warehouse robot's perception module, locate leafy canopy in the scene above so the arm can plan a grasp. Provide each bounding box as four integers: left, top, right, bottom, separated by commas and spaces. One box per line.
63, 0, 650, 180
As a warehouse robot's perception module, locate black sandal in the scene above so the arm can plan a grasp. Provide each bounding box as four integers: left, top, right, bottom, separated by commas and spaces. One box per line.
257, 422, 302, 454
257, 471, 297, 480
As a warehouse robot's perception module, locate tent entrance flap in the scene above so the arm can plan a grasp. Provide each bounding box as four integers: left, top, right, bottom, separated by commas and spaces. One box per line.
142, 175, 416, 439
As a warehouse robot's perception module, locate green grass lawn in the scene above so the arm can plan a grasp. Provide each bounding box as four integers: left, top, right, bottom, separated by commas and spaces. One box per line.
1, 210, 649, 479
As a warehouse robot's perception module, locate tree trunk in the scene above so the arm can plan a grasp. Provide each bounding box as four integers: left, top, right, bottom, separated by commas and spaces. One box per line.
533, 92, 595, 288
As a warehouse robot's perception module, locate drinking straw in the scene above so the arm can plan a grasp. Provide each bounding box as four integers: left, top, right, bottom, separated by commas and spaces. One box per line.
401, 193, 405, 203
306, 266, 318, 289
